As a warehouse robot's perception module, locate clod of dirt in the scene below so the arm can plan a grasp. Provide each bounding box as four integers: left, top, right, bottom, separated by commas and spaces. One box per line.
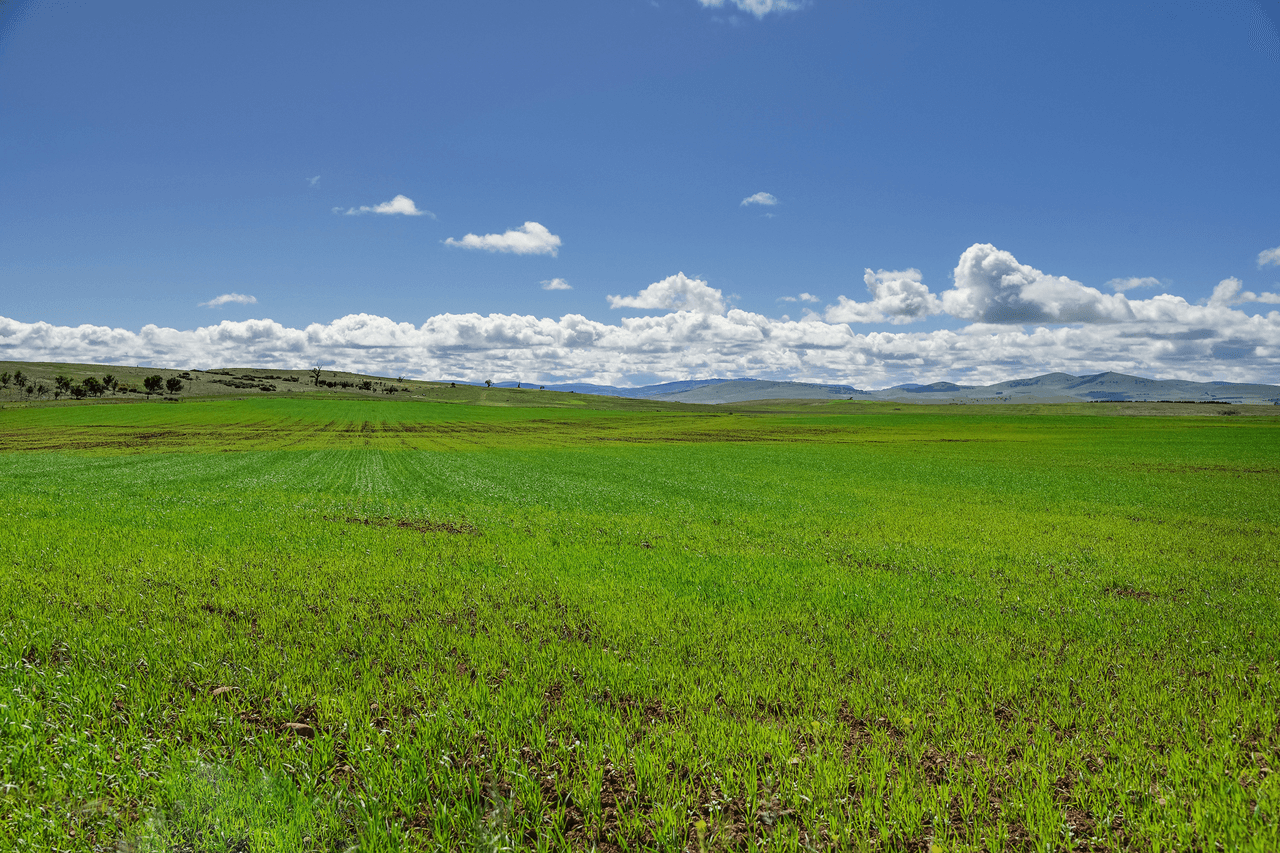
282, 722, 316, 738
210, 686, 239, 698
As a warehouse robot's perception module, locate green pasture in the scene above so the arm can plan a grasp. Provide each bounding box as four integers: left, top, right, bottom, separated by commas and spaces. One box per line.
1, 396, 1277, 851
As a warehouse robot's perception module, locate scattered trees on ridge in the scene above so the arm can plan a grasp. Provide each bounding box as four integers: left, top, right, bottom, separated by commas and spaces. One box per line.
0, 369, 184, 402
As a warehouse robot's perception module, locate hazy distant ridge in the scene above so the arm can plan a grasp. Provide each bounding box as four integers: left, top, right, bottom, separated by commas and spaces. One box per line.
506, 372, 1280, 404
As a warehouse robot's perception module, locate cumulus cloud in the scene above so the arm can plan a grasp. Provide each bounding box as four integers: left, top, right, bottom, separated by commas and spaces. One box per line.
778, 293, 820, 303
541, 278, 572, 291
337, 194, 433, 217
741, 192, 778, 207
942, 244, 1135, 324
5, 293, 1277, 388
199, 293, 257, 308
1107, 276, 1162, 293
7, 250, 1280, 387
698, 0, 804, 17
307, 175, 320, 186
445, 222, 561, 256
825, 269, 942, 325
1207, 277, 1280, 307
1259, 246, 1280, 268
608, 273, 725, 314
5, 272, 1280, 387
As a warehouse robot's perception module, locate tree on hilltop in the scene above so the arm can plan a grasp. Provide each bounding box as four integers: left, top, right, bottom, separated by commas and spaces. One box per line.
143, 375, 163, 398
165, 377, 183, 394
311, 366, 322, 386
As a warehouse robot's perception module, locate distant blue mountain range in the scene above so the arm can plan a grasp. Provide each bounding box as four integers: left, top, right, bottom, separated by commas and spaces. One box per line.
492, 373, 1280, 404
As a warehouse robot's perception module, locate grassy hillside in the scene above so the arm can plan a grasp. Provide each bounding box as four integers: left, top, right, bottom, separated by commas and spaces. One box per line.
1, 397, 1277, 850
5, 360, 1276, 421
0, 360, 697, 410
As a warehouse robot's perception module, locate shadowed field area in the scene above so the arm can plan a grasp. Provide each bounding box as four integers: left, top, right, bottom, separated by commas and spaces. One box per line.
1, 397, 1277, 851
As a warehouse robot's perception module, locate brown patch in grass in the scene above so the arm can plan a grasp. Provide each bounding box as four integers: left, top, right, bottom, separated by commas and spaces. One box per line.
1106, 586, 1154, 601
838, 700, 905, 760
341, 515, 481, 536
1063, 807, 1098, 843
509, 746, 653, 852
20, 642, 71, 668
679, 775, 810, 850
605, 691, 670, 725
556, 619, 598, 645
1002, 821, 1036, 852
752, 695, 794, 720
543, 681, 565, 713
566, 762, 644, 852
917, 746, 967, 785
198, 601, 248, 620
992, 703, 1017, 726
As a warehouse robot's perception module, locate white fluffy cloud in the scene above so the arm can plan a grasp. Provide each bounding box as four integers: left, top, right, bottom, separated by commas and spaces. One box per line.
741, 192, 778, 207
825, 269, 942, 325
541, 278, 572, 291
5, 293, 1277, 387
1207, 277, 1280, 307
943, 243, 1135, 324
1258, 246, 1280, 268
199, 293, 257, 308
445, 222, 561, 256
1106, 276, 1162, 293
608, 273, 725, 314
7, 247, 1280, 387
338, 194, 432, 217
778, 292, 820, 303
698, 0, 804, 18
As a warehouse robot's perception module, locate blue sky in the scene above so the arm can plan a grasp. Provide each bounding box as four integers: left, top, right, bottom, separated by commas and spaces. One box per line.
1, 0, 1278, 386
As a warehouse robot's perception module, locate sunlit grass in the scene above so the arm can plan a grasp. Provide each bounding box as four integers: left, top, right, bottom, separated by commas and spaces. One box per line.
1, 398, 1276, 850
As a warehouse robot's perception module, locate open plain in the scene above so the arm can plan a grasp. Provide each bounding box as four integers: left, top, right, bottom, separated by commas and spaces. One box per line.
1, 389, 1277, 851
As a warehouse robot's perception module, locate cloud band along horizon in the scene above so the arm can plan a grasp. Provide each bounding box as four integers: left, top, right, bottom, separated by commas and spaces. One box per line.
5, 244, 1278, 388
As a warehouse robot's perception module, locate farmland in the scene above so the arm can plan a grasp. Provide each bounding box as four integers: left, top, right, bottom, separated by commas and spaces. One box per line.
1, 394, 1277, 851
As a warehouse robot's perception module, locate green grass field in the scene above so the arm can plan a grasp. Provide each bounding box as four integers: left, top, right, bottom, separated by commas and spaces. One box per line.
1, 394, 1277, 851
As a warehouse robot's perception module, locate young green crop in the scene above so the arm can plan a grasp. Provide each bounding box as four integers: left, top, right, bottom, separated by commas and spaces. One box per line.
1, 398, 1276, 851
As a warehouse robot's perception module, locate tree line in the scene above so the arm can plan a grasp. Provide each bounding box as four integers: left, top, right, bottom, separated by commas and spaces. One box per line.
309, 367, 408, 394
0, 370, 182, 401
